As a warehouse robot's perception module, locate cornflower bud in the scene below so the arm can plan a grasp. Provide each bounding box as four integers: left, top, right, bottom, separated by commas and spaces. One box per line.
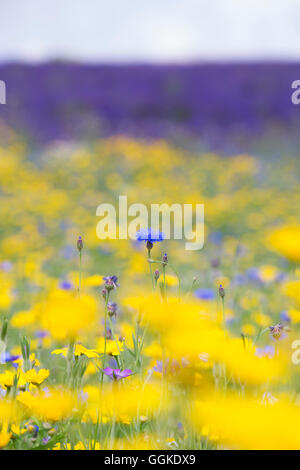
77, 236, 83, 252
106, 328, 113, 340
103, 276, 119, 291
146, 240, 154, 251
107, 302, 118, 318
154, 269, 160, 281
218, 284, 225, 298
269, 323, 284, 339
162, 253, 168, 265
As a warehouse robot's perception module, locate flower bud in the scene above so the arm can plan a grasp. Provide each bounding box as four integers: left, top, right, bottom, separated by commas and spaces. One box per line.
154, 269, 160, 281
103, 276, 119, 291
77, 236, 83, 252
106, 328, 113, 340
107, 302, 118, 317
269, 323, 284, 339
218, 285, 225, 298
146, 240, 153, 251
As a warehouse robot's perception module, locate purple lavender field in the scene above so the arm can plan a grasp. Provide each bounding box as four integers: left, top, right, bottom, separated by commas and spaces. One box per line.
1, 62, 300, 153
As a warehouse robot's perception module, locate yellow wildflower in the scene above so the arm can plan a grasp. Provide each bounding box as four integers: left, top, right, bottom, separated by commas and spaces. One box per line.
25, 368, 50, 386
268, 225, 300, 262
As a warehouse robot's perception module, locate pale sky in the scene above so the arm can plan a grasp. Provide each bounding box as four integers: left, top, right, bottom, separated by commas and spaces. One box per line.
0, 0, 300, 62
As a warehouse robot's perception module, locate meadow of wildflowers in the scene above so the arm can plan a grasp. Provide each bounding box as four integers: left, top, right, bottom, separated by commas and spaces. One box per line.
0, 131, 299, 451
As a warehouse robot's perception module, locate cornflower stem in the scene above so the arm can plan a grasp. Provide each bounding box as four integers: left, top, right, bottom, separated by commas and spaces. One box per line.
221, 297, 226, 336
101, 291, 110, 386
147, 248, 155, 291
254, 327, 270, 345
150, 258, 181, 301
134, 324, 140, 372
134, 325, 146, 374
162, 263, 166, 300
107, 315, 124, 369
220, 297, 228, 393
186, 277, 197, 299
78, 251, 82, 293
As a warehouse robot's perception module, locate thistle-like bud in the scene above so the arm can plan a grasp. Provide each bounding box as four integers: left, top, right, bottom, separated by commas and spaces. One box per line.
146, 240, 153, 251
101, 288, 107, 300
103, 276, 119, 291
269, 323, 284, 339
154, 269, 160, 281
218, 284, 225, 298
77, 236, 83, 252
107, 302, 118, 318
106, 328, 113, 340
162, 253, 168, 265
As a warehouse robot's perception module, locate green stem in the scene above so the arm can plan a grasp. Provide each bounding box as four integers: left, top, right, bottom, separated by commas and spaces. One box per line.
148, 249, 155, 291
222, 297, 226, 336
162, 264, 166, 300
107, 315, 124, 369
101, 292, 109, 386
78, 251, 82, 293
186, 277, 197, 299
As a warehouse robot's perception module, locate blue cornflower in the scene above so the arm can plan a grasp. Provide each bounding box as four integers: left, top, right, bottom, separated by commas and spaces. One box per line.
60, 245, 76, 260
103, 275, 119, 291
153, 359, 165, 374
246, 267, 261, 283
194, 288, 215, 301
35, 330, 49, 339
103, 367, 132, 381
280, 310, 291, 323
59, 280, 73, 290
209, 231, 223, 245
136, 229, 165, 243
0, 352, 20, 364
232, 274, 247, 286
0, 261, 12, 272
136, 228, 164, 251
107, 301, 118, 317
255, 345, 275, 358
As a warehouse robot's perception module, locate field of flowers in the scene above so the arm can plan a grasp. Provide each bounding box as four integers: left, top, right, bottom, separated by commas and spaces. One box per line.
1, 63, 300, 154
0, 134, 300, 450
